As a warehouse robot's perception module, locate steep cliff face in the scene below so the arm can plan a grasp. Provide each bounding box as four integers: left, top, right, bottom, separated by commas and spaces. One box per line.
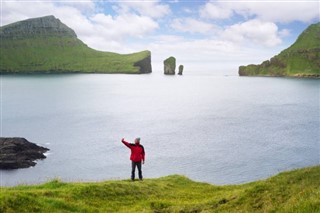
0, 16, 152, 74
134, 52, 152, 73
239, 23, 320, 77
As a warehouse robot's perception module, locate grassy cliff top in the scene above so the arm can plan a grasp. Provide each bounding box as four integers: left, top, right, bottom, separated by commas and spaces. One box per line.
1, 166, 319, 212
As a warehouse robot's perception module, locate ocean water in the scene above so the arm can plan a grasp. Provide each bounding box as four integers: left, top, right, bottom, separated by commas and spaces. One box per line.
1, 72, 319, 186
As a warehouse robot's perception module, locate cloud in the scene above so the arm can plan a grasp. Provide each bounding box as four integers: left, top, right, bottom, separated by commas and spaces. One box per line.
232, 1, 320, 23
114, 0, 170, 18
200, 2, 233, 19
171, 18, 216, 34
1, 1, 54, 25
66, 12, 158, 52
221, 19, 282, 47
55, 1, 96, 14
84, 13, 158, 51
200, 1, 319, 23
169, 17, 284, 47
90, 13, 158, 39
279, 29, 290, 38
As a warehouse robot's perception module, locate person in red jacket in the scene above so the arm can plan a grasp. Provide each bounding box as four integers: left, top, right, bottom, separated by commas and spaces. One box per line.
121, 137, 145, 181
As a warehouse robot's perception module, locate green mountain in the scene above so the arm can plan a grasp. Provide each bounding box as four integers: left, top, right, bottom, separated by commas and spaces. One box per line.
0, 16, 152, 74
239, 23, 320, 77
1, 166, 319, 212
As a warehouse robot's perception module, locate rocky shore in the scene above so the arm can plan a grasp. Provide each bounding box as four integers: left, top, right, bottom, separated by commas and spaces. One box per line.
0, 137, 49, 169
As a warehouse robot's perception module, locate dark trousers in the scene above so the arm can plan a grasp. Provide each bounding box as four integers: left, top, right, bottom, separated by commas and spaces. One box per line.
131, 161, 142, 180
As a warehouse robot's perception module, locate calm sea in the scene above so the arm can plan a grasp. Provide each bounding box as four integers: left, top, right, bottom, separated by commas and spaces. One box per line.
1, 72, 319, 186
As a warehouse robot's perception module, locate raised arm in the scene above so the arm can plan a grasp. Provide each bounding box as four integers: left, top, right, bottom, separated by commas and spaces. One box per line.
121, 138, 131, 148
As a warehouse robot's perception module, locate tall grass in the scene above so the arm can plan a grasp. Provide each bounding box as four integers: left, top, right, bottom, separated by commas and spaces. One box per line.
1, 166, 319, 212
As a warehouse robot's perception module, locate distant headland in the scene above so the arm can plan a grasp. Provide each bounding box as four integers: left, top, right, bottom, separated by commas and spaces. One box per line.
0, 15, 152, 74
239, 22, 320, 78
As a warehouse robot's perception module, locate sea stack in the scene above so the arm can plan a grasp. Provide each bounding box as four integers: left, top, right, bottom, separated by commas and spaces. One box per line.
164, 56, 176, 75
178, 65, 184, 75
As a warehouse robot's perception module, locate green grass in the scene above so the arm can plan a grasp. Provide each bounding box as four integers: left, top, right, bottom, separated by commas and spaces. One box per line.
0, 36, 151, 73
164, 56, 176, 67
1, 166, 319, 212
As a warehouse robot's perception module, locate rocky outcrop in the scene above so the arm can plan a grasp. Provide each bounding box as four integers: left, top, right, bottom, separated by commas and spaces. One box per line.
164, 57, 176, 75
0, 137, 49, 169
134, 51, 152, 73
178, 65, 184, 75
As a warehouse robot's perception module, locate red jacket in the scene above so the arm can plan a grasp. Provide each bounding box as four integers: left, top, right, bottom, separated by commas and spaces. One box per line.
122, 140, 145, 162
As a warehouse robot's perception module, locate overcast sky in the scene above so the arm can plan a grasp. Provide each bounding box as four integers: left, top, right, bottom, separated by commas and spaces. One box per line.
1, 0, 319, 74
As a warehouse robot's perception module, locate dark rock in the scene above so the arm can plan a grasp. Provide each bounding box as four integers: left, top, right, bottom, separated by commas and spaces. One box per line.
164, 56, 176, 75
0, 137, 49, 169
178, 65, 184, 75
134, 51, 152, 74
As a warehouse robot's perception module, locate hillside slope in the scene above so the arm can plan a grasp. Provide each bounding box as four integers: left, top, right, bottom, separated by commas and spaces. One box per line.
239, 23, 320, 77
0, 16, 152, 74
1, 166, 319, 212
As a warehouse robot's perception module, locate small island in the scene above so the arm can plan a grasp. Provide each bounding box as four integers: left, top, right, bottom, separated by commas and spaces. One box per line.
239, 22, 320, 77
0, 137, 49, 169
